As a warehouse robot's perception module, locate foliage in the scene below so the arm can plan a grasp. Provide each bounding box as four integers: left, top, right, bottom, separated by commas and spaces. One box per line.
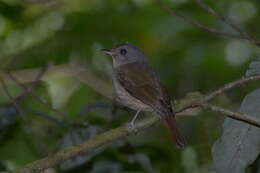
0, 0, 259, 172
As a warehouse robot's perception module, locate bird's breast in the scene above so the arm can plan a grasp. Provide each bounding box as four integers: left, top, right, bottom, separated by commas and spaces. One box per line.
113, 78, 152, 111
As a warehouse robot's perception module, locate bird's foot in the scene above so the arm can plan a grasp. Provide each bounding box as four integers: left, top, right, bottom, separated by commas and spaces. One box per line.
126, 121, 138, 134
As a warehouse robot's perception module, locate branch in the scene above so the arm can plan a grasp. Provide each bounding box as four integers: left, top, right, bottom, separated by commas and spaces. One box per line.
5, 71, 68, 118
177, 74, 260, 111
0, 64, 113, 99
0, 67, 74, 128
201, 103, 260, 128
154, 0, 260, 46
11, 92, 260, 173
194, 0, 258, 46
1, 65, 260, 119
2, 2, 259, 172
12, 66, 48, 102
79, 102, 111, 115
204, 75, 260, 101
12, 116, 159, 173
0, 66, 47, 113
2, 66, 260, 173
0, 78, 20, 110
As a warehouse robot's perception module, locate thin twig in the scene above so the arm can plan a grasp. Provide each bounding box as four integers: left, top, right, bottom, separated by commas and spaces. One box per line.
78, 102, 112, 115
6, 71, 68, 118
0, 67, 72, 128
24, 108, 70, 128
177, 74, 260, 112
204, 75, 260, 101
0, 64, 113, 99
201, 103, 260, 128
12, 66, 48, 102
4, 68, 89, 128
0, 78, 20, 111
194, 0, 260, 46
154, 0, 260, 46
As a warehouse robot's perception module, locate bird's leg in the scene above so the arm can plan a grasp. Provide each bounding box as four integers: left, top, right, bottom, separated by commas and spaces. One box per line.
130, 110, 141, 129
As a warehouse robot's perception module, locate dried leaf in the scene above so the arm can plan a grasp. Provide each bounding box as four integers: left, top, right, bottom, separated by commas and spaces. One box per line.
212, 89, 260, 173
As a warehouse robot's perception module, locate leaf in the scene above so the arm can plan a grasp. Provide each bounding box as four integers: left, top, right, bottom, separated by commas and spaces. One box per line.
0, 106, 17, 130
212, 89, 260, 173
0, 105, 18, 142
127, 153, 159, 173
91, 43, 113, 77
44, 75, 80, 109
89, 160, 122, 173
181, 147, 210, 173
59, 125, 105, 171
246, 58, 260, 77
182, 147, 198, 173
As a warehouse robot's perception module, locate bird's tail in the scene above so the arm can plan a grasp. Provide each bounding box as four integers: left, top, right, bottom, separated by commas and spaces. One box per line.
163, 114, 186, 149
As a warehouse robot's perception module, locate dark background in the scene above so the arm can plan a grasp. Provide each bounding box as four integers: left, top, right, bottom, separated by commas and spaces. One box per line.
0, 0, 259, 172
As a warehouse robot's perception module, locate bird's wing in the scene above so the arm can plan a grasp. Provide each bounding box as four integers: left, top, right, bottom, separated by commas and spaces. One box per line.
115, 62, 173, 114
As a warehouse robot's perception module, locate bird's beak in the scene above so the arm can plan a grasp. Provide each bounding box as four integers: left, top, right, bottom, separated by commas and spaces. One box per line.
101, 49, 113, 56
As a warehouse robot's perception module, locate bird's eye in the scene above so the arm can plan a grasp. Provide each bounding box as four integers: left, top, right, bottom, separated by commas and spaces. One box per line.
120, 49, 127, 55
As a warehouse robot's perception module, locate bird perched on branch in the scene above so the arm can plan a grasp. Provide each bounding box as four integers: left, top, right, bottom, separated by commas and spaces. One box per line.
102, 43, 186, 149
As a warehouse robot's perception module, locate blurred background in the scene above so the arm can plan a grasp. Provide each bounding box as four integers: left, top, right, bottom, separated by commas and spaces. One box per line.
0, 0, 259, 172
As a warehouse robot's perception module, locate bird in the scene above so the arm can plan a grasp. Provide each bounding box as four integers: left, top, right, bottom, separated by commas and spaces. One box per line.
102, 42, 186, 149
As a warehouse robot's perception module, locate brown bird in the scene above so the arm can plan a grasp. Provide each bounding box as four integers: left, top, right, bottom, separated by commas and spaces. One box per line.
102, 43, 186, 148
